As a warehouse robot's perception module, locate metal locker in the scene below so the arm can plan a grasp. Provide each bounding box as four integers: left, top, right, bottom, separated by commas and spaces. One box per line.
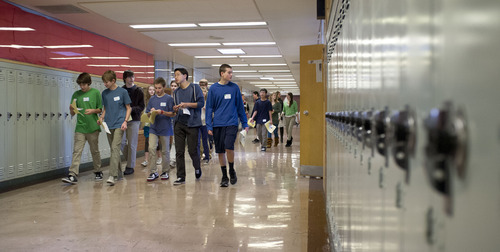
0, 68, 6, 181
16, 70, 27, 178
42, 75, 51, 171
6, 69, 17, 179
55, 76, 64, 169
34, 73, 44, 174
63, 76, 72, 167
26, 71, 35, 175
50, 75, 58, 170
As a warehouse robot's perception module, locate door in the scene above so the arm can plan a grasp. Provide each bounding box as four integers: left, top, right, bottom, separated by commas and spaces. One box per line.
299, 44, 325, 177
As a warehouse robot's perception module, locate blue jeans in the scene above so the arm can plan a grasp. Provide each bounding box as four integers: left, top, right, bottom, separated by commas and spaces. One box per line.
198, 125, 210, 160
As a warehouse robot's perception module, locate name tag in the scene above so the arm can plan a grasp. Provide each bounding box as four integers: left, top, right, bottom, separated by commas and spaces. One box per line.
160, 102, 166, 107
113, 96, 120, 101
262, 119, 267, 122
83, 97, 89, 102
224, 94, 231, 99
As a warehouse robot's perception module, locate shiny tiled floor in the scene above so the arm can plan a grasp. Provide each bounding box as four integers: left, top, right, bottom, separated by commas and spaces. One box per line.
0, 128, 325, 251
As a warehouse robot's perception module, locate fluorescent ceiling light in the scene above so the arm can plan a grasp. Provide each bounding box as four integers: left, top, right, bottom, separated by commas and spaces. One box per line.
217, 48, 245, 55
169, 43, 221, 47
272, 78, 295, 81
87, 64, 120, 67
258, 70, 290, 73
234, 75, 261, 78
250, 63, 287, 66
239, 55, 282, 58
0, 44, 43, 49
195, 56, 237, 59
0, 27, 35, 31
249, 82, 273, 85
274, 82, 297, 84
199, 22, 266, 27
50, 57, 90, 60
212, 64, 248, 67
130, 24, 197, 29
232, 70, 257, 73
91, 57, 129, 59
260, 77, 274, 80
44, 45, 93, 49
222, 42, 276, 46
155, 69, 171, 72
267, 74, 293, 77
121, 65, 154, 68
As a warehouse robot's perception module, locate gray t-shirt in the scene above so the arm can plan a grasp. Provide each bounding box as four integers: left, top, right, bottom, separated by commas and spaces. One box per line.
172, 83, 204, 127
102, 87, 131, 129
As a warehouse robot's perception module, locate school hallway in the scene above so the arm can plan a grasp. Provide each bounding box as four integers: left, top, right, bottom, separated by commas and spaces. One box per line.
0, 127, 330, 251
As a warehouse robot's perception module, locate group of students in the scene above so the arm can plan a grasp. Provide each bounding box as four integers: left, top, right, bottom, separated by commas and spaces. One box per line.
250, 89, 299, 151
62, 64, 249, 187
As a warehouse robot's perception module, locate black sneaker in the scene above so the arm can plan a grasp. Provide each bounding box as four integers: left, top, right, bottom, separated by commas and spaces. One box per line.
173, 177, 185, 185
160, 172, 169, 180
195, 169, 202, 179
123, 167, 134, 175
62, 175, 77, 184
220, 177, 229, 187
229, 169, 237, 185
261, 147, 266, 151
95, 172, 103, 181
147, 172, 159, 182
252, 138, 260, 144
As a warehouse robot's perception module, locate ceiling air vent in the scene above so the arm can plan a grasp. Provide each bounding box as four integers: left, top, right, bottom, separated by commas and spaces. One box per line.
292, 61, 300, 64
35, 5, 88, 14
195, 67, 212, 70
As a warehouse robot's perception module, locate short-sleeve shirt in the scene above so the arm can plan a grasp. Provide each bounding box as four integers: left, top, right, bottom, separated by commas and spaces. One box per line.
71, 88, 102, 134
253, 99, 272, 124
147, 94, 175, 136
102, 87, 131, 129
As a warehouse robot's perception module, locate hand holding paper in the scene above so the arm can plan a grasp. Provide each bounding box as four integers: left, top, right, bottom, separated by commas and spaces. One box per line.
248, 120, 256, 128
265, 121, 276, 133
71, 100, 83, 116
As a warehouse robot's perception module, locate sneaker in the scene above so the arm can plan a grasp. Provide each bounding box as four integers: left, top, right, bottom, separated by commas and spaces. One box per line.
147, 172, 159, 182
252, 138, 260, 144
173, 177, 185, 185
229, 169, 237, 185
106, 176, 115, 186
123, 167, 134, 175
170, 162, 176, 168
141, 161, 148, 167
203, 159, 210, 164
160, 172, 169, 180
156, 158, 162, 165
62, 175, 77, 184
195, 169, 202, 179
261, 147, 266, 151
220, 177, 229, 187
95, 172, 103, 181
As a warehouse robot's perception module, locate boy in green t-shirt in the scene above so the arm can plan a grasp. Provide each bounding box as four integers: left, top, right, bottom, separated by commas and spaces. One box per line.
62, 72, 103, 184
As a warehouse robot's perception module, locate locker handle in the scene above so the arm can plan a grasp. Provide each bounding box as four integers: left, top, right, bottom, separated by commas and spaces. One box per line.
50, 112, 55, 119
26, 112, 32, 120
17, 112, 23, 120
354, 111, 363, 141
362, 110, 373, 149
64, 112, 69, 119
35, 113, 40, 120
43, 112, 48, 120
390, 105, 417, 183
58, 112, 62, 118
374, 108, 390, 157
7, 112, 13, 121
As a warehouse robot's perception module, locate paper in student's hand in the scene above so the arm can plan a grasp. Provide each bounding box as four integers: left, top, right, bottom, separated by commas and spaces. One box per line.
140, 113, 150, 124
71, 99, 83, 115
248, 120, 256, 128
265, 121, 276, 133
149, 110, 160, 124
102, 121, 111, 134
239, 129, 247, 145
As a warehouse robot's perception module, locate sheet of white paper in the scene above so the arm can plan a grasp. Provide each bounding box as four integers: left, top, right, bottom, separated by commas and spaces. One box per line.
239, 130, 246, 145
182, 108, 191, 115
102, 122, 111, 134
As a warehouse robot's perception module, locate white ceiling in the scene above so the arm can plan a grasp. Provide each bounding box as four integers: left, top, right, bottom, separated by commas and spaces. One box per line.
8, 0, 322, 94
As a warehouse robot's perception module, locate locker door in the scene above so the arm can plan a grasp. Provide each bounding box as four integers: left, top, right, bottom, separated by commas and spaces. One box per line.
34, 73, 43, 174
42, 75, 51, 171
50, 75, 58, 170
0, 68, 6, 181
63, 76, 72, 167
26, 72, 35, 175
56, 76, 65, 169
16, 70, 27, 178
6, 69, 17, 179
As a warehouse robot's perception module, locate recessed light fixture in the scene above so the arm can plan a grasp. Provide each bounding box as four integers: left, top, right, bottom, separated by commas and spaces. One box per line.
249, 82, 273, 85
239, 55, 282, 58
0, 27, 35, 31
0, 44, 43, 49
250, 63, 287, 66
50, 57, 90, 60
198, 22, 266, 27
130, 24, 197, 29
217, 48, 245, 55
272, 78, 295, 81
44, 45, 93, 49
92, 57, 129, 59
232, 70, 257, 73
212, 64, 248, 67
155, 69, 171, 72
169, 43, 221, 47
222, 42, 276, 46
121, 65, 154, 68
87, 64, 120, 67
274, 82, 297, 84
258, 70, 290, 73
194, 56, 238, 59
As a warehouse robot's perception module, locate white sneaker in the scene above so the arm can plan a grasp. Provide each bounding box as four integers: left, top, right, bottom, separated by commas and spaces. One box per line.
106, 176, 115, 186
141, 161, 148, 167
156, 158, 162, 165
